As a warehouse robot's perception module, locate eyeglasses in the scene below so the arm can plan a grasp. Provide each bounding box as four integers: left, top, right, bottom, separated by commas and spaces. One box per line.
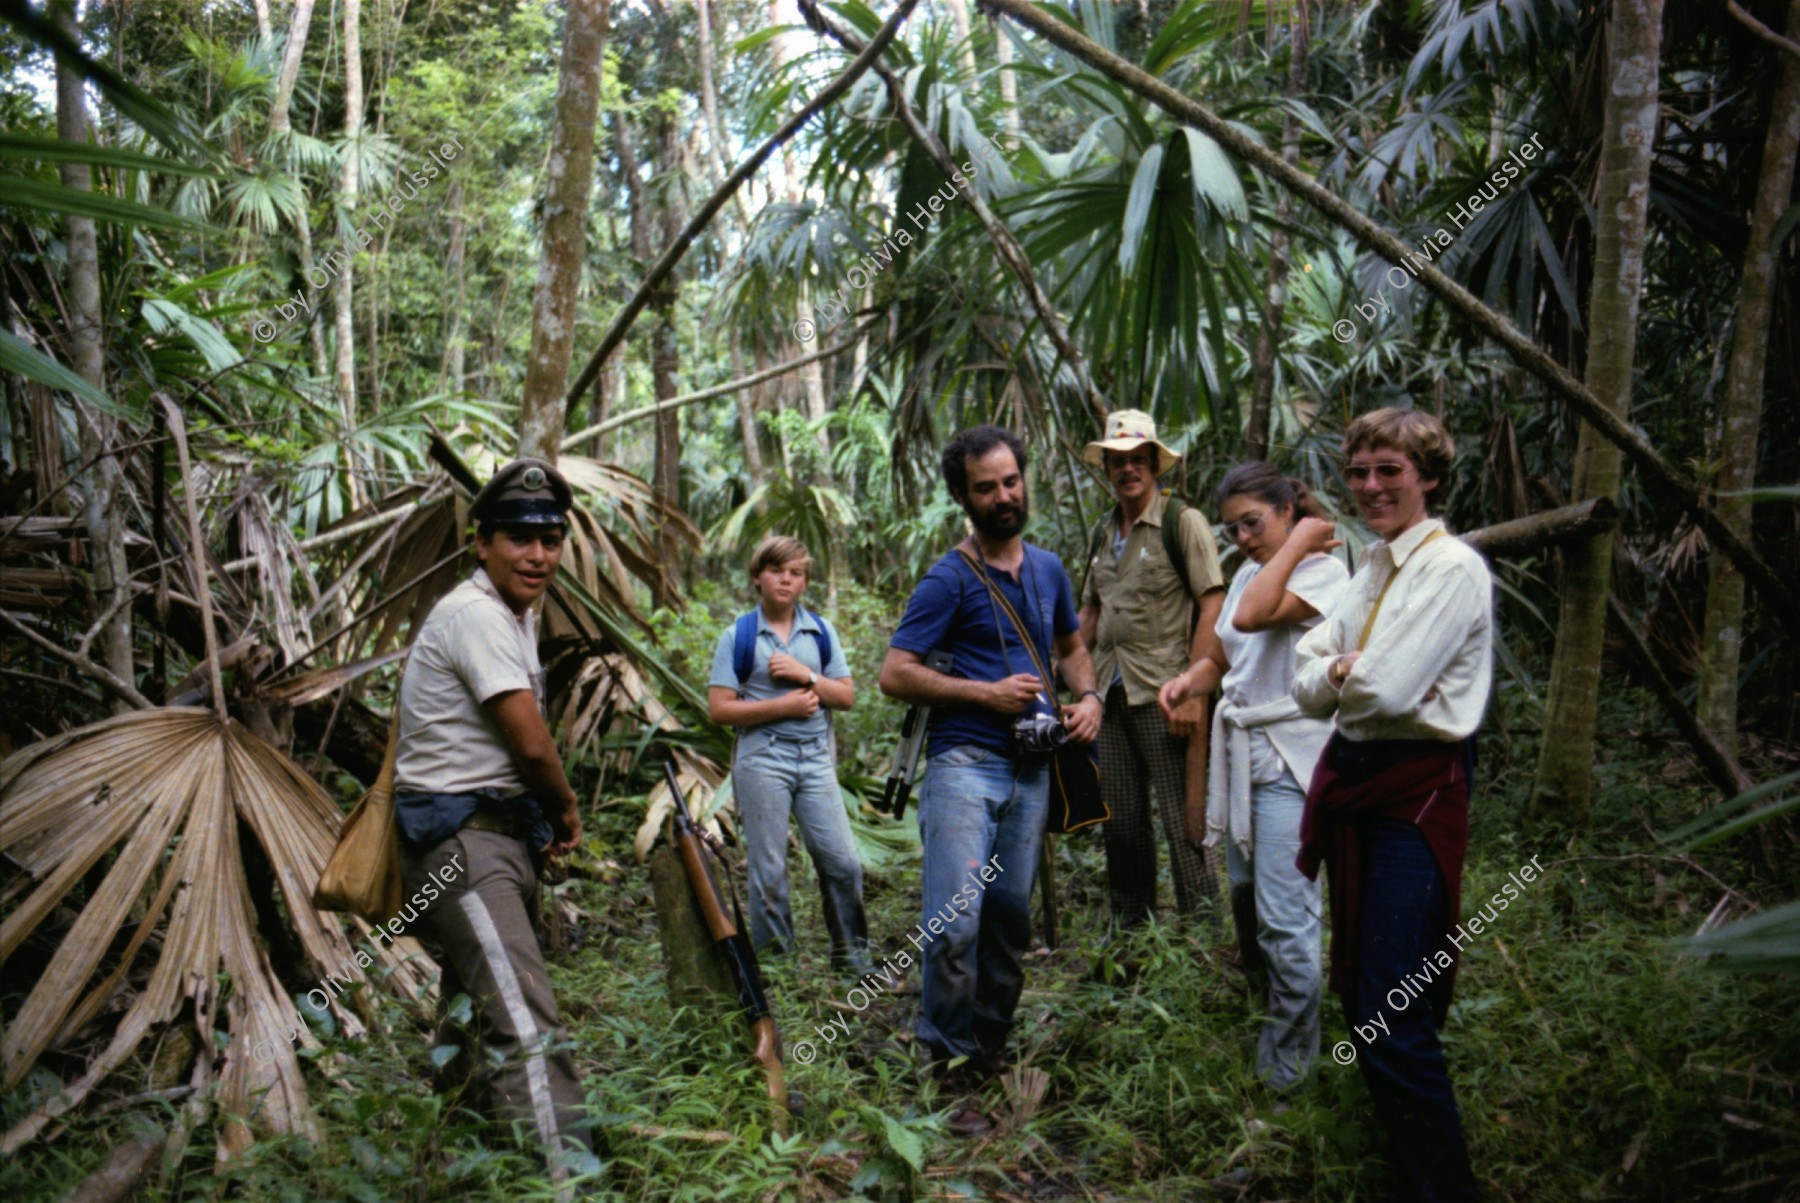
1220, 509, 1273, 542
1342, 462, 1414, 485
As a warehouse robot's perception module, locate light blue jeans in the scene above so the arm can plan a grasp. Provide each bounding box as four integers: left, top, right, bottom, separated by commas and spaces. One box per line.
914, 743, 1048, 1072
1224, 766, 1323, 1091
733, 731, 869, 970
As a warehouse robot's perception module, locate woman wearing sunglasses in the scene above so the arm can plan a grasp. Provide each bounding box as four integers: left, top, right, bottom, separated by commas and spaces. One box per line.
1291, 408, 1492, 1201
1158, 462, 1346, 1097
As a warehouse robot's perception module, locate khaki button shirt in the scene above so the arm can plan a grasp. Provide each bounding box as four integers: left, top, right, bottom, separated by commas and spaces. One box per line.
1082, 492, 1225, 707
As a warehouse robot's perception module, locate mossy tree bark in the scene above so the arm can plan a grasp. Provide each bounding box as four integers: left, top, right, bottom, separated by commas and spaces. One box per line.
1530, 0, 1664, 825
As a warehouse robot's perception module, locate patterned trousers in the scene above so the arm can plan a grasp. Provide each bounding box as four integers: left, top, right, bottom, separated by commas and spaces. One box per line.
1099, 682, 1220, 926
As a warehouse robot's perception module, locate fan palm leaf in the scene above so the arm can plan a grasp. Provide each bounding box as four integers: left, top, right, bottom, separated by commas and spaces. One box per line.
0, 709, 435, 1155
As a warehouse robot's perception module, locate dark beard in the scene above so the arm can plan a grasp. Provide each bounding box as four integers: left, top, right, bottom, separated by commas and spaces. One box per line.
969, 496, 1028, 539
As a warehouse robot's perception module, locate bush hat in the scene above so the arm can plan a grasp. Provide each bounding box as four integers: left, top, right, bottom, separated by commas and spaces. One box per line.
1081, 409, 1180, 476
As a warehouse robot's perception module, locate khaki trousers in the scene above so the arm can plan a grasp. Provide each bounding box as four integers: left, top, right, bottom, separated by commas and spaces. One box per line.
402, 829, 593, 1172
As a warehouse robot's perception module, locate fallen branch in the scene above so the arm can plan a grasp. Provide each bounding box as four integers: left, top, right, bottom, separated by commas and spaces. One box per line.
1459, 498, 1618, 558
563, 0, 924, 407
983, 0, 1795, 619
0, 610, 152, 710
1605, 594, 1755, 798
560, 328, 869, 449
1728, 0, 1800, 60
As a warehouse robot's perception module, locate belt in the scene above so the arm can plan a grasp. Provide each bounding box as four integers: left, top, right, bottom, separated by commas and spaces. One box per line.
460, 810, 521, 836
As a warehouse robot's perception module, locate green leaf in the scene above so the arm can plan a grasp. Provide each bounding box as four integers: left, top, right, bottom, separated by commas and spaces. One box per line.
0, 132, 220, 177
1119, 142, 1163, 276
0, 328, 128, 417
882, 1114, 924, 1172
142, 298, 243, 374
1, 175, 208, 231
1181, 126, 1247, 222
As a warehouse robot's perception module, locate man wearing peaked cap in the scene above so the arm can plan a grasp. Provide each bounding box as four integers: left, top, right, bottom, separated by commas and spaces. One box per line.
1078, 410, 1227, 932
470, 457, 574, 529
391, 456, 598, 1184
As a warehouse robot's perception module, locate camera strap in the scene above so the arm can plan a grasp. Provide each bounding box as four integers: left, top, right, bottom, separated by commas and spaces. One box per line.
955, 545, 1055, 709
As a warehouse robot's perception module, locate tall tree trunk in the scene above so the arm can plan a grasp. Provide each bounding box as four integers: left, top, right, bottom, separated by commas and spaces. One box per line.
651, 112, 686, 604
54, 0, 133, 705
993, 15, 1019, 142
730, 332, 764, 483
269, 0, 312, 133
332, 0, 364, 509
251, 0, 272, 42
1246, 0, 1307, 459
695, 0, 753, 235
518, 0, 609, 461
1531, 0, 1664, 824
944, 0, 980, 80
440, 180, 468, 394
1696, 0, 1800, 756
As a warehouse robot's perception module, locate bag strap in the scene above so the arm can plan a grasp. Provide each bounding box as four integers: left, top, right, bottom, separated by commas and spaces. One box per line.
955, 546, 1055, 692
1357, 528, 1447, 650
732, 610, 759, 688
1160, 495, 1191, 595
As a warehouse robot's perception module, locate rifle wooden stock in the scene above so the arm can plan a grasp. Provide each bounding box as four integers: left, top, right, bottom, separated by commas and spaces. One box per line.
664, 759, 790, 1129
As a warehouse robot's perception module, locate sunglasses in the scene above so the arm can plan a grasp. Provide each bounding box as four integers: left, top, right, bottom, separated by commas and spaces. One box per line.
1342, 462, 1414, 484
1220, 509, 1273, 542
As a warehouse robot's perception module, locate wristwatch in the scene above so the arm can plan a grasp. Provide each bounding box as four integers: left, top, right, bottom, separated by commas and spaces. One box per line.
808, 670, 819, 688
1078, 689, 1102, 705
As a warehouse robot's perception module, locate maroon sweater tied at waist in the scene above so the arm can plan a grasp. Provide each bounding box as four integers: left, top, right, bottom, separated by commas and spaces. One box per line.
1296, 734, 1471, 1015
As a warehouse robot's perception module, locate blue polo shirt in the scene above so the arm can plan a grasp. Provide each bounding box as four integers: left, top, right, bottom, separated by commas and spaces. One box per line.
889, 544, 1079, 759
709, 607, 849, 748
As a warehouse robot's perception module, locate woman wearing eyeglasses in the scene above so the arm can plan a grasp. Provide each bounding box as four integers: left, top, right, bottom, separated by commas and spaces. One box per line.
1291, 408, 1491, 1202
1158, 462, 1346, 1097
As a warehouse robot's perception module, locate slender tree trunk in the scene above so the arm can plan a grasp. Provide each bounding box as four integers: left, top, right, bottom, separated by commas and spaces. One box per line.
589, 351, 615, 460
993, 15, 1019, 142
54, 0, 133, 704
1531, 0, 1664, 824
270, 0, 314, 131
730, 332, 765, 483
695, 0, 753, 235
651, 112, 686, 603
518, 0, 609, 461
332, 0, 364, 509
1247, 0, 1307, 459
1696, 0, 1800, 755
251, 0, 272, 42
944, 0, 980, 79
440, 180, 468, 394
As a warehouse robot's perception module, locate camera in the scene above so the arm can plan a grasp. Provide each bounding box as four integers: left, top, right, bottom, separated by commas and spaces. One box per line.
1012, 710, 1070, 756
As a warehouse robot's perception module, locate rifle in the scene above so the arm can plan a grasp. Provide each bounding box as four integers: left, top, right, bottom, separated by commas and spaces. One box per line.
662, 756, 790, 1128
881, 649, 953, 819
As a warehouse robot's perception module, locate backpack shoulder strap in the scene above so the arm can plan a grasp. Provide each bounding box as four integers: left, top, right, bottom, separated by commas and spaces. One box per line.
1161, 494, 1193, 596
731, 610, 759, 688
1080, 511, 1112, 599
798, 606, 836, 672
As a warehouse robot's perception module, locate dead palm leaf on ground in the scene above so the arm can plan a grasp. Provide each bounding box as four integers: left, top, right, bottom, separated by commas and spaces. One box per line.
0, 708, 436, 1157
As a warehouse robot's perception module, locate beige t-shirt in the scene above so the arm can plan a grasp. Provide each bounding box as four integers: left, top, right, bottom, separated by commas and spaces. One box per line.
394, 568, 544, 795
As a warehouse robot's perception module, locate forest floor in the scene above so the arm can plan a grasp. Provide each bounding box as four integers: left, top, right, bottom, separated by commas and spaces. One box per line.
4, 686, 1798, 1202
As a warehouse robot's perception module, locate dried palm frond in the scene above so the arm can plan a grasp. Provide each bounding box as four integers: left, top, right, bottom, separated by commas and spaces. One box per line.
0, 708, 435, 1157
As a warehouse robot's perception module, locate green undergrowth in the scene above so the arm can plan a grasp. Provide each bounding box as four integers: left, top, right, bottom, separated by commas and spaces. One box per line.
4, 688, 1797, 1201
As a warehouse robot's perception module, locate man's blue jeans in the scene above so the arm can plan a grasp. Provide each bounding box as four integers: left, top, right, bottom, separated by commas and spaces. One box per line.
914, 743, 1048, 1071
1347, 817, 1479, 1202
733, 732, 869, 970
1223, 767, 1322, 1091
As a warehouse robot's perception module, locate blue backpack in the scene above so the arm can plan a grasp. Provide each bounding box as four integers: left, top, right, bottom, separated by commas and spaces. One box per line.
730, 607, 837, 690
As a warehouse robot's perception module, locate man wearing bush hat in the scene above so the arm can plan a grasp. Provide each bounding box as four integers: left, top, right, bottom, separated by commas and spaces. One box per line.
394, 455, 597, 1184
1078, 410, 1226, 930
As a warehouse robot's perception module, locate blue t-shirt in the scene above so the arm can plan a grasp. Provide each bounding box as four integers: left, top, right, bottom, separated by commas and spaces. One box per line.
708, 607, 850, 746
889, 544, 1079, 759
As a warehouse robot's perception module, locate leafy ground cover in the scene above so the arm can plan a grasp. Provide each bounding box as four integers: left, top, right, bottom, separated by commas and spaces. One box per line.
4, 673, 1795, 1201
